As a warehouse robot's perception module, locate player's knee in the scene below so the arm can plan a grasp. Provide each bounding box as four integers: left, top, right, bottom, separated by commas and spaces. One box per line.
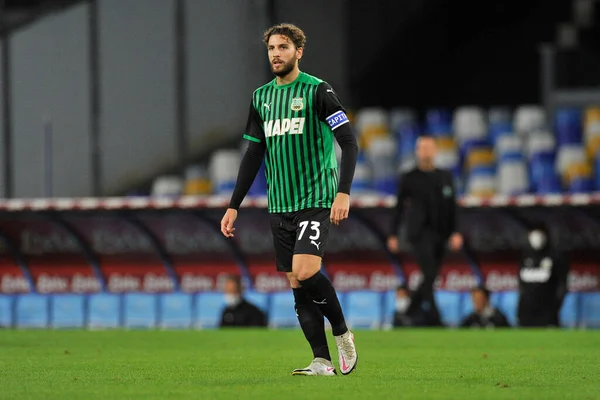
292, 254, 321, 281
287, 273, 301, 289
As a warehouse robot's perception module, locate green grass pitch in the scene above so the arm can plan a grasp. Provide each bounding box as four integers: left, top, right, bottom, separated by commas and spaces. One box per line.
0, 329, 598, 399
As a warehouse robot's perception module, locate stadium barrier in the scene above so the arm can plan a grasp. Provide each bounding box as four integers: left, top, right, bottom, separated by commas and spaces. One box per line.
0, 193, 598, 328
1, 289, 599, 329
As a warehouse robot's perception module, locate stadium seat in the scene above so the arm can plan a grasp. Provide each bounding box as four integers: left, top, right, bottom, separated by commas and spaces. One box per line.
498, 160, 529, 195
16, 294, 49, 328
244, 290, 269, 313
345, 291, 383, 330
497, 291, 518, 327
366, 136, 398, 194
489, 123, 513, 147
513, 105, 546, 135
268, 291, 299, 328
434, 291, 462, 327
351, 160, 372, 194
559, 293, 580, 328
584, 106, 600, 128
51, 294, 85, 329
495, 135, 523, 159
425, 108, 452, 135
194, 292, 225, 329
529, 152, 556, 191
580, 292, 600, 328
159, 292, 193, 329
453, 106, 487, 144
554, 107, 583, 146
0, 295, 13, 327
568, 176, 594, 193
209, 149, 241, 195
435, 149, 459, 172
556, 144, 587, 177
585, 134, 600, 159
183, 164, 212, 195
466, 148, 494, 170
88, 293, 121, 329
466, 165, 496, 197
151, 175, 184, 197
396, 121, 420, 160
526, 131, 556, 159
389, 107, 417, 132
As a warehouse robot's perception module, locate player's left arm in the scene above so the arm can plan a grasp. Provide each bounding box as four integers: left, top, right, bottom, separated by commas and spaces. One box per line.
315, 82, 358, 225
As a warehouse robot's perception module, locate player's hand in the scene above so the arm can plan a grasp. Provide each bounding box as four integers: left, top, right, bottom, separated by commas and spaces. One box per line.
449, 232, 463, 251
330, 193, 350, 225
387, 236, 400, 253
221, 208, 238, 238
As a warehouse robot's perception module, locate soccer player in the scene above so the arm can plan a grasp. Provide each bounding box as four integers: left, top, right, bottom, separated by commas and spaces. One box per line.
220, 23, 359, 376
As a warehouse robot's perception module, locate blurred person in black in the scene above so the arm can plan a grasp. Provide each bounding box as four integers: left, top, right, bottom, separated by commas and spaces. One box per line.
387, 136, 463, 326
393, 284, 440, 327
518, 223, 569, 327
460, 286, 510, 328
219, 275, 267, 328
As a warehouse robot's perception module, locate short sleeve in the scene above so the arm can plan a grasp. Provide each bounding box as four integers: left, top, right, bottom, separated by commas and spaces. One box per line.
315, 82, 349, 131
243, 99, 265, 143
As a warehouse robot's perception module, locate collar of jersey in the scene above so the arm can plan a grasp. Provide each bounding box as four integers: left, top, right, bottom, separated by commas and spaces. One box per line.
271, 71, 305, 89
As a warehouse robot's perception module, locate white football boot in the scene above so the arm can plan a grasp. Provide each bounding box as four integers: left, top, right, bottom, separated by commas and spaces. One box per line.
335, 330, 358, 375
291, 357, 337, 376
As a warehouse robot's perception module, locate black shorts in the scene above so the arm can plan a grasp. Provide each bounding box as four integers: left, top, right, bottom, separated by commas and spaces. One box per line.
269, 208, 331, 272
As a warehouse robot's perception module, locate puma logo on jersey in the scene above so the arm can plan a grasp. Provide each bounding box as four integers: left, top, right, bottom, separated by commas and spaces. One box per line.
264, 117, 305, 137
311, 240, 321, 250
263, 103, 270, 110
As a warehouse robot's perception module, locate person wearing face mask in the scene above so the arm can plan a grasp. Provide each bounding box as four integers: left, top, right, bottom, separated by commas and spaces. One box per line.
219, 275, 267, 328
393, 284, 439, 327
517, 223, 569, 327
460, 286, 510, 328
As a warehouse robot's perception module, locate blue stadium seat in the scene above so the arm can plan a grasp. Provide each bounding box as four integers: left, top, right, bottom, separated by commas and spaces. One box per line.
434, 291, 463, 327
554, 107, 582, 146
568, 177, 594, 193
497, 291, 519, 326
425, 108, 452, 135
16, 294, 49, 328
51, 294, 85, 328
0, 295, 14, 327
559, 293, 580, 328
88, 293, 121, 329
268, 291, 299, 328
123, 293, 157, 329
382, 290, 397, 328
580, 292, 600, 328
244, 290, 269, 313
345, 291, 382, 329
194, 292, 225, 329
159, 292, 193, 329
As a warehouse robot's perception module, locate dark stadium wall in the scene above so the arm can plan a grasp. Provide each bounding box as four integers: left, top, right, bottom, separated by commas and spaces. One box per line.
0, 41, 5, 197
5, 0, 267, 197
346, 0, 573, 112
273, 0, 350, 104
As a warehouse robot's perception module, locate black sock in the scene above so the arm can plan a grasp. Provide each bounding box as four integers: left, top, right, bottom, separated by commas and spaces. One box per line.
299, 272, 348, 336
293, 288, 331, 361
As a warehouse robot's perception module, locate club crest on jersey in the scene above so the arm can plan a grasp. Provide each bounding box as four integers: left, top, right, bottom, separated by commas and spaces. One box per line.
290, 97, 304, 111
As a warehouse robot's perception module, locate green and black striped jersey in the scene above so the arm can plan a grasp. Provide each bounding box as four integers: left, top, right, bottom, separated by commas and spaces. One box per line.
243, 72, 350, 213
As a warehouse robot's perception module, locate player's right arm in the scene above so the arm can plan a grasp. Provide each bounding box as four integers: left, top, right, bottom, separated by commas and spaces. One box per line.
221, 99, 266, 238
387, 173, 408, 253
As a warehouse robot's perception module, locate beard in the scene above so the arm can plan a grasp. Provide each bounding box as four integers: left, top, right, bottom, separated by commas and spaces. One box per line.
271, 58, 296, 77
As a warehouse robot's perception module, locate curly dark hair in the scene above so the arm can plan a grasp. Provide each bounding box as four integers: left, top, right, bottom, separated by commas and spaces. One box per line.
263, 23, 306, 49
